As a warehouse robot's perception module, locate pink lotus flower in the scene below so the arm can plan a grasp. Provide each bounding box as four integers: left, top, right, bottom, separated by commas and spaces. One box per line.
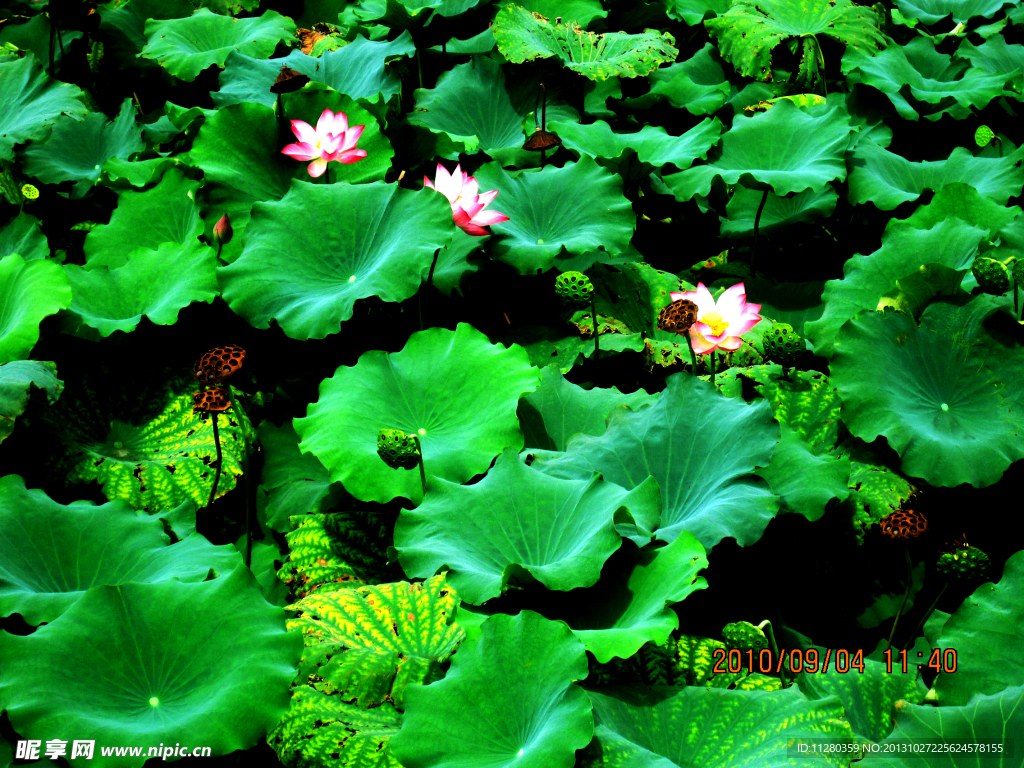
281, 108, 366, 178
669, 282, 762, 354
423, 163, 509, 236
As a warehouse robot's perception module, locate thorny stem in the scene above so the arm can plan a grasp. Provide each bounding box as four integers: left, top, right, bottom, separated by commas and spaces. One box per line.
412, 434, 427, 497
540, 83, 549, 168
886, 546, 914, 652
751, 188, 769, 277
710, 349, 717, 386
231, 393, 254, 570
757, 620, 788, 688
419, 247, 441, 331
206, 412, 223, 510
591, 290, 599, 364
684, 331, 699, 373
216, 242, 223, 262
900, 582, 949, 652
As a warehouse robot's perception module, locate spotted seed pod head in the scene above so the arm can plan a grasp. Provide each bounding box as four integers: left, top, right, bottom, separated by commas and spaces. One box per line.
722, 621, 768, 651
554, 271, 593, 306
972, 256, 1011, 295
377, 429, 420, 470
762, 322, 803, 365
880, 509, 928, 540
723, 341, 762, 368
937, 547, 991, 580
974, 125, 995, 147
193, 345, 246, 386
21, 184, 39, 200
657, 299, 698, 334
192, 385, 232, 414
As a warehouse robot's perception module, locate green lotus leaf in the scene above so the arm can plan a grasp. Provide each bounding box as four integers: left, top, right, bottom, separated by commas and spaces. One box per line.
389, 610, 593, 768
277, 514, 364, 597
213, 49, 311, 108
858, 686, 1024, 768
893, 0, 1014, 24
140, 8, 295, 82
472, 157, 634, 274
519, 365, 658, 452
237, 536, 290, 607
585, 685, 854, 767
97, 0, 195, 64
430, 229, 483, 296
847, 141, 1024, 210
396, 448, 662, 603
930, 549, 1024, 705
295, 323, 538, 504
0, 474, 244, 625
287, 574, 464, 707
493, 4, 678, 80
269, 687, 402, 768
533, 373, 779, 549
83, 167, 203, 268
408, 58, 523, 158
552, 117, 723, 171
258, 421, 336, 533
665, 0, 732, 24
956, 36, 1024, 99
624, 43, 730, 114
218, 181, 450, 340
0, 54, 87, 161
839, 441, 915, 544
0, 213, 47, 261
0, 360, 60, 444
805, 218, 986, 358
0, 566, 302, 766
663, 99, 852, 201
352, 0, 445, 28
798, 646, 926, 743
0, 14, 81, 65
721, 185, 838, 238
843, 38, 1007, 122
21, 99, 143, 197
741, 279, 825, 336
62, 241, 218, 337
0, 254, 71, 365
758, 425, 850, 521
831, 297, 1024, 488
705, 0, 884, 80
518, 0, 609, 27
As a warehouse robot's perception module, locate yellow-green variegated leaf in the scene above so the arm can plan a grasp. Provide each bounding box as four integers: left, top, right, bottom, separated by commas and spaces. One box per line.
277, 514, 365, 599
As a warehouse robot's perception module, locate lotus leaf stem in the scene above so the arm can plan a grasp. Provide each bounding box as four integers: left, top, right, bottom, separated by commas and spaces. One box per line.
412, 434, 427, 497
231, 393, 254, 570
709, 350, 717, 386
207, 412, 223, 510
757, 620, 788, 688
886, 546, 914, 652
420, 247, 442, 331
900, 582, 949, 652
751, 189, 768, 277
591, 290, 599, 364
684, 331, 698, 373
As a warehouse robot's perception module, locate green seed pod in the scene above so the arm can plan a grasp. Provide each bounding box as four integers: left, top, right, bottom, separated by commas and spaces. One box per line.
937, 547, 991, 581
722, 621, 768, 651
1010, 254, 1023, 288
762, 323, 803, 365
972, 256, 1011, 295
555, 271, 594, 306
377, 428, 420, 470
974, 125, 995, 147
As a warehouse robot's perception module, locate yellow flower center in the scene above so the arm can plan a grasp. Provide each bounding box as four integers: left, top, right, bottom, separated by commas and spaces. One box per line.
702, 311, 729, 337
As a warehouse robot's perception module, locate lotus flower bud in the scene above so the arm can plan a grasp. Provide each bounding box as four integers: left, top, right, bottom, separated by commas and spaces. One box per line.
657, 298, 698, 334
974, 125, 995, 147
762, 322, 803, 365
722, 621, 768, 651
377, 429, 420, 470
937, 547, 990, 580
879, 509, 928, 540
554, 271, 593, 306
972, 255, 1011, 294
213, 214, 233, 247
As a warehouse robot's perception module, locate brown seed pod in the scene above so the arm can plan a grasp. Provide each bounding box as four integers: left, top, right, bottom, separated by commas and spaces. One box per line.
523, 129, 561, 151
192, 386, 232, 414
879, 509, 928, 540
193, 345, 246, 386
270, 66, 310, 93
657, 299, 699, 334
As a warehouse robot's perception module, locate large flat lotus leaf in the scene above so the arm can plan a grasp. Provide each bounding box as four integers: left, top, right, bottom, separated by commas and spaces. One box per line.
519, 365, 658, 452
721, 185, 838, 237
519, 0, 608, 27
63, 242, 218, 336
930, 549, 1024, 705
798, 646, 926, 743
277, 514, 363, 597
21, 99, 143, 196
0, 566, 302, 767
395, 448, 662, 603
0, 361, 60, 444
295, 323, 539, 504
0, 255, 71, 365
408, 57, 523, 157
98, 0, 195, 61
219, 181, 451, 340
493, 4, 678, 80
430, 229, 484, 296
532, 373, 779, 549
858, 686, 1024, 768
0, 474, 242, 625
842, 38, 1007, 122
666, 0, 731, 24
805, 218, 987, 358
552, 117, 723, 171
0, 54, 86, 161
663, 99, 852, 201
893, 0, 1014, 24
705, 0, 884, 80
140, 9, 296, 82
0, 213, 48, 261
389, 610, 593, 768
758, 425, 850, 521
585, 685, 854, 766
847, 141, 1024, 210
956, 36, 1024, 99
627, 44, 730, 115
0, 14, 81, 66
831, 297, 1024, 488
83, 167, 202, 268
472, 157, 635, 274
258, 421, 335, 533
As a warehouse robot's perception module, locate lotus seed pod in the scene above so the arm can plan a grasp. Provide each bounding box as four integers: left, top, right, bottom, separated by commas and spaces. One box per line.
554, 271, 594, 306
657, 299, 698, 334
193, 345, 246, 385
972, 256, 1011, 295
937, 547, 991, 580
21, 184, 39, 200
974, 125, 995, 147
722, 621, 768, 651
879, 509, 928, 540
762, 323, 803, 365
377, 428, 420, 470
723, 341, 762, 368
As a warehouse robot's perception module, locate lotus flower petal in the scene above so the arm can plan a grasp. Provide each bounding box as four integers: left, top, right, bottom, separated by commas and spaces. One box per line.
307, 157, 328, 177
669, 282, 763, 354
426, 163, 509, 236
281, 141, 320, 161
290, 119, 316, 144
281, 108, 366, 177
